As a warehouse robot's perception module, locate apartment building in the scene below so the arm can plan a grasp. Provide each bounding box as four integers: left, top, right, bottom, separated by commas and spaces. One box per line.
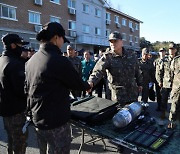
75, 0, 107, 53
0, 0, 75, 51
0, 0, 142, 54
106, 7, 142, 52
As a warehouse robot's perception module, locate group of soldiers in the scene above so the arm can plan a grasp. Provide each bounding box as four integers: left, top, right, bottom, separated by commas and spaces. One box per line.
0, 20, 179, 154
66, 34, 180, 129
154, 44, 180, 127
133, 43, 179, 127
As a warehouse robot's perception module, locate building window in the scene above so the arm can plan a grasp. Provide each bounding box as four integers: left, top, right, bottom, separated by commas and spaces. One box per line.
50, 0, 60, 4
114, 15, 119, 23
95, 8, 101, 17
82, 24, 90, 33
122, 18, 126, 26
135, 36, 139, 43
29, 11, 41, 24
135, 23, 139, 30
129, 35, 133, 42
0, 4, 16, 20
68, 0, 75, 8
68, 20, 76, 30
83, 4, 89, 13
129, 21, 133, 28
50, 16, 60, 23
95, 27, 101, 35
106, 12, 111, 21
122, 33, 126, 41
106, 29, 111, 38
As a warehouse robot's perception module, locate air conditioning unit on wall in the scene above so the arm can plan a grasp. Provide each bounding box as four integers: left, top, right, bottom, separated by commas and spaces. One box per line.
69, 30, 76, 37
34, 25, 42, 32
129, 42, 134, 46
116, 23, 121, 28
130, 27, 134, 32
106, 20, 111, 25
68, 8, 76, 15
34, 0, 42, 5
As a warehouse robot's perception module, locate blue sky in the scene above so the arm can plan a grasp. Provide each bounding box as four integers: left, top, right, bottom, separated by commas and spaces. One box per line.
109, 0, 180, 43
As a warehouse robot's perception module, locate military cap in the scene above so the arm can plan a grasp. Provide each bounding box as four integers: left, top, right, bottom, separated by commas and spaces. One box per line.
169, 43, 176, 49
159, 47, 165, 52
2, 34, 29, 46
39, 22, 70, 43
109, 32, 122, 41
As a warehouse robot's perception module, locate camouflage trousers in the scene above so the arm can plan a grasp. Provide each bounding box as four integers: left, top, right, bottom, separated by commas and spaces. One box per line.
142, 83, 149, 103
111, 87, 138, 107
161, 88, 172, 111
169, 90, 180, 122
3, 112, 28, 154
36, 122, 71, 154
155, 82, 162, 109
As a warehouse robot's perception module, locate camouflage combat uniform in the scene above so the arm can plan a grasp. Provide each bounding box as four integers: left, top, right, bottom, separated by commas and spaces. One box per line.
68, 56, 82, 98
3, 113, 27, 154
169, 55, 180, 122
156, 56, 174, 111
139, 59, 155, 103
89, 48, 143, 107
67, 56, 82, 75
36, 123, 71, 154
154, 57, 165, 110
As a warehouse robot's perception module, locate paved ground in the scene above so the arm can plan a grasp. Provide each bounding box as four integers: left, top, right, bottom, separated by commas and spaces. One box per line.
0, 94, 171, 154
0, 117, 141, 154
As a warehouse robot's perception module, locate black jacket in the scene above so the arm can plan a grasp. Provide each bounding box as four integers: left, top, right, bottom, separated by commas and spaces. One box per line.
0, 50, 26, 117
25, 43, 90, 130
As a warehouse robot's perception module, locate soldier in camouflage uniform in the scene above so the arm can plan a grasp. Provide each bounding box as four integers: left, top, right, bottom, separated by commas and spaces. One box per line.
88, 32, 143, 107
168, 54, 180, 127
154, 47, 166, 111
67, 45, 82, 98
139, 48, 155, 103
156, 43, 177, 119
0, 34, 28, 154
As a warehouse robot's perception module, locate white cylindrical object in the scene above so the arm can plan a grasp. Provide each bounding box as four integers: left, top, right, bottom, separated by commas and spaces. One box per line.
112, 102, 142, 128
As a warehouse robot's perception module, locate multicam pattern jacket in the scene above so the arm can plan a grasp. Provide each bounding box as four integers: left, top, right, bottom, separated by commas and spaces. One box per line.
170, 55, 180, 95
139, 59, 155, 84
169, 55, 180, 121
154, 57, 165, 83
89, 48, 143, 103
67, 56, 82, 77
156, 56, 174, 88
